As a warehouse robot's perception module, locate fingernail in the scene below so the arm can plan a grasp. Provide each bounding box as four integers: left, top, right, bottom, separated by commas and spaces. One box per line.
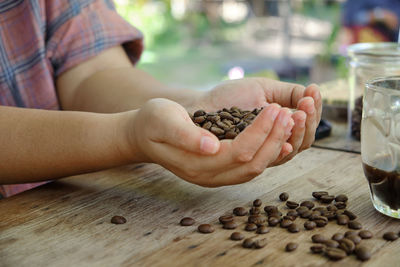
279, 111, 290, 126
267, 105, 280, 120
200, 136, 219, 154
306, 103, 315, 114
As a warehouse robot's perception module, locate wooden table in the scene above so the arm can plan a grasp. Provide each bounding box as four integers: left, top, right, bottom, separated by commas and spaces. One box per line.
1, 148, 399, 267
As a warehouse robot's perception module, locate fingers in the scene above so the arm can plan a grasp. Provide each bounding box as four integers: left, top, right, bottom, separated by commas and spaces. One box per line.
304, 84, 322, 124
297, 97, 317, 151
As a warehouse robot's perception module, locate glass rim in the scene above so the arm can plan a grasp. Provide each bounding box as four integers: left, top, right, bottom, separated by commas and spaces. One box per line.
366, 76, 400, 92
348, 42, 400, 58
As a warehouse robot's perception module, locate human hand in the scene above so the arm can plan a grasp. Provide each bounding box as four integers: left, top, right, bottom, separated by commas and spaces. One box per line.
193, 78, 322, 164
126, 98, 294, 187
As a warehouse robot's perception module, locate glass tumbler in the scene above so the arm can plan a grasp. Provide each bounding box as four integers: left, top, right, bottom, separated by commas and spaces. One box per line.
362, 76, 400, 218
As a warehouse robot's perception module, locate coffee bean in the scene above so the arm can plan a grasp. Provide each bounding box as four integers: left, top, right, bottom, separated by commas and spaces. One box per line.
337, 214, 349, 225
315, 219, 328, 227
202, 121, 212, 130
285, 242, 298, 252
254, 238, 268, 249
280, 219, 293, 228
383, 232, 398, 241
326, 205, 338, 212
245, 223, 258, 232
359, 230, 373, 239
310, 245, 324, 254
344, 231, 358, 238
324, 240, 339, 248
256, 225, 270, 234
268, 217, 280, 227
233, 207, 248, 216
253, 199, 262, 207
279, 192, 289, 201
312, 191, 328, 200
286, 210, 298, 217
312, 234, 327, 243
296, 206, 309, 215
313, 207, 327, 213
334, 202, 347, 209
194, 110, 206, 117
335, 194, 348, 203
332, 233, 344, 242
219, 215, 234, 224
286, 201, 299, 209
198, 224, 214, 234
343, 210, 357, 220
250, 216, 266, 226
249, 207, 260, 215
347, 234, 362, 244
248, 215, 261, 224
339, 238, 355, 254
325, 247, 347, 261
237, 122, 247, 132
210, 126, 225, 136
324, 211, 336, 221
180, 217, 195, 226
320, 195, 335, 204
355, 246, 371, 261
230, 232, 245, 241
348, 220, 362, 230
283, 215, 296, 221
300, 210, 313, 219
242, 238, 255, 248
288, 223, 300, 233
219, 111, 234, 121
304, 221, 317, 230
311, 215, 328, 222
111, 215, 127, 224
223, 221, 237, 230
268, 211, 282, 218
264, 205, 278, 214
300, 201, 315, 209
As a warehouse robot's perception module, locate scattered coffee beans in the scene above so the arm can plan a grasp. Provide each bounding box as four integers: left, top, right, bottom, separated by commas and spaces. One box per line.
254, 238, 268, 249
332, 233, 344, 242
230, 232, 245, 241
280, 219, 293, 228
335, 194, 348, 203
304, 221, 317, 230
348, 220, 362, 230
288, 223, 300, 233
312, 191, 328, 200
334, 202, 347, 209
245, 223, 257, 232
233, 207, 248, 216
344, 230, 358, 238
339, 238, 355, 254
249, 207, 260, 215
343, 210, 357, 220
312, 234, 327, 243
347, 234, 362, 245
198, 224, 214, 234
359, 230, 373, 239
337, 214, 349, 225
268, 217, 280, 227
219, 215, 234, 224
300, 201, 315, 209
111, 215, 127, 224
253, 199, 262, 207
324, 240, 339, 248
355, 246, 371, 261
383, 232, 398, 241
242, 238, 255, 248
285, 242, 298, 252
325, 247, 347, 261
223, 221, 237, 230
279, 192, 289, 201
264, 205, 278, 214
310, 245, 324, 254
320, 195, 335, 204
286, 201, 299, 209
256, 225, 270, 234
180, 217, 195, 226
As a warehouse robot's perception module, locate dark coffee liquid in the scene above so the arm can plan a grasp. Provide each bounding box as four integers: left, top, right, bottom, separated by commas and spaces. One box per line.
362, 162, 400, 210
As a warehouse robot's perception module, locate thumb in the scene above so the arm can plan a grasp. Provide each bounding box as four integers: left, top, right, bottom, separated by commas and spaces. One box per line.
161, 114, 220, 155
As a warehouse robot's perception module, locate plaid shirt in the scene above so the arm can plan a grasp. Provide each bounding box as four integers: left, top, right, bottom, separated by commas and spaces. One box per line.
0, 0, 143, 198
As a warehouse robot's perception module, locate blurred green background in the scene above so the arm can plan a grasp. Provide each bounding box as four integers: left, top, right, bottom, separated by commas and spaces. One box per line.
115, 0, 346, 90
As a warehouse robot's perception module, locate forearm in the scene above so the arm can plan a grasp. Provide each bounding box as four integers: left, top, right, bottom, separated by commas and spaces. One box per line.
63, 67, 203, 113
0, 106, 135, 184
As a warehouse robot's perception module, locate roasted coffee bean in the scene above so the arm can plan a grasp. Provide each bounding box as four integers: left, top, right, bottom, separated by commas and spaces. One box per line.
242, 238, 255, 248
287, 210, 298, 217
324, 211, 337, 221
280, 219, 293, 228
245, 223, 258, 232
202, 121, 212, 130
210, 126, 225, 136
219, 215, 234, 224
193, 116, 206, 124
344, 231, 358, 238
347, 234, 362, 244
219, 111, 234, 121
194, 110, 206, 117
256, 225, 270, 234
315, 219, 328, 227
111, 215, 127, 224
304, 221, 317, 230
285, 242, 298, 252
355, 246, 371, 261
324, 240, 339, 248
312, 191, 328, 200
264, 205, 278, 214
279, 192, 289, 201
249, 207, 260, 215
339, 238, 355, 254
254, 218, 266, 226
337, 214, 349, 225
288, 223, 300, 233
198, 224, 214, 234
180, 217, 195, 226
326, 205, 338, 212
309, 212, 322, 221
300, 210, 313, 219
268, 217, 280, 227
296, 206, 309, 215
348, 221, 362, 230
320, 195, 335, 204
254, 238, 268, 249
233, 207, 248, 216
332, 233, 344, 242
312, 234, 327, 243
313, 207, 327, 213
223, 221, 237, 230
268, 211, 282, 218
253, 199, 262, 207
383, 232, 398, 241
286, 201, 299, 209
310, 245, 324, 254
334, 202, 347, 209
359, 230, 373, 239
236, 122, 247, 132
248, 215, 261, 224
335, 194, 348, 203
343, 210, 357, 220
283, 215, 297, 221
230, 232, 245, 241
225, 130, 237, 139
311, 215, 328, 222
300, 201, 315, 209
325, 247, 347, 261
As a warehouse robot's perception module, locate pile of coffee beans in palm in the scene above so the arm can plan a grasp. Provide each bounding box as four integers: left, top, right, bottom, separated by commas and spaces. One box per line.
190, 107, 263, 140
179, 191, 400, 262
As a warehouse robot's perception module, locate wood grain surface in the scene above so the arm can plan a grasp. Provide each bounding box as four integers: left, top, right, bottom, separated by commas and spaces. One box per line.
0, 148, 399, 267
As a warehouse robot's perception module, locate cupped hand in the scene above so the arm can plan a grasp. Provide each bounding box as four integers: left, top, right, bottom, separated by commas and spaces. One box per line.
129, 98, 294, 187
193, 78, 322, 164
